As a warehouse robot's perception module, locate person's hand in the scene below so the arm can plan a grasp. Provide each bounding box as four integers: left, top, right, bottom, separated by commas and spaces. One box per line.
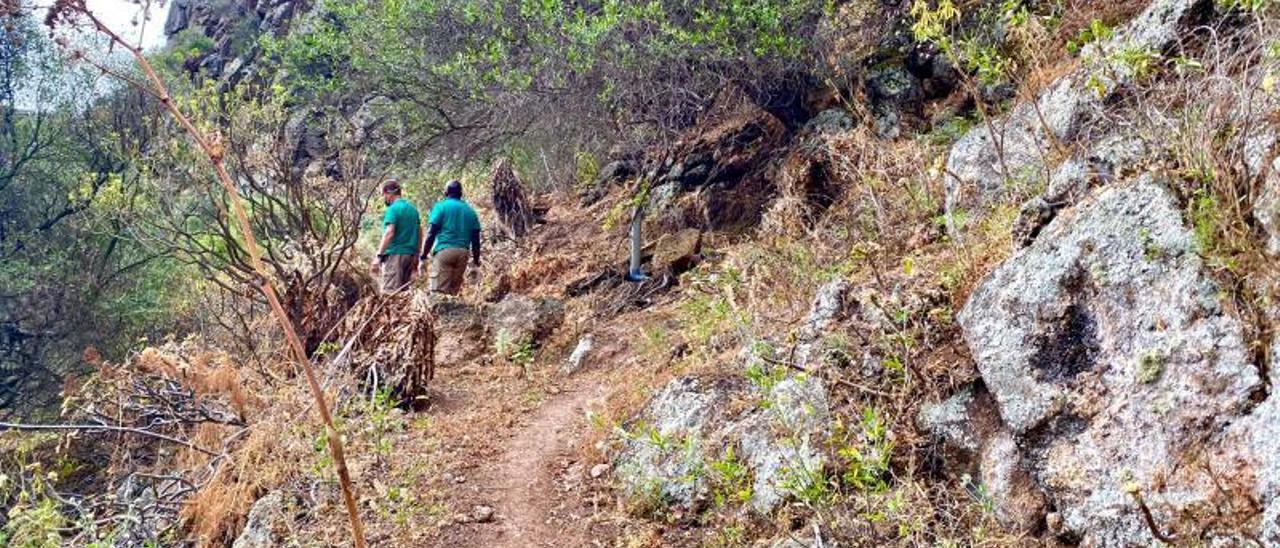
369, 257, 380, 275
413, 262, 423, 280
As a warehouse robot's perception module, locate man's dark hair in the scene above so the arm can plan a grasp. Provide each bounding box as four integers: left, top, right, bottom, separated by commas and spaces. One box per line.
382, 179, 402, 195
445, 180, 463, 198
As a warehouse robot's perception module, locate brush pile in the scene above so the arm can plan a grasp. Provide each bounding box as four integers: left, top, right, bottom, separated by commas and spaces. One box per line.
331, 290, 436, 401
490, 157, 536, 239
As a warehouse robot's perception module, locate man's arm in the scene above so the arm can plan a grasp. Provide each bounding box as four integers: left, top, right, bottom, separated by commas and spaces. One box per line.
417, 223, 426, 259
377, 224, 396, 257
470, 229, 481, 266
371, 224, 395, 273
421, 223, 442, 261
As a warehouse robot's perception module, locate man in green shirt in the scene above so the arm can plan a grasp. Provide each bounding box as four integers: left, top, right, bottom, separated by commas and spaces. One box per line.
371, 179, 423, 294
420, 180, 482, 295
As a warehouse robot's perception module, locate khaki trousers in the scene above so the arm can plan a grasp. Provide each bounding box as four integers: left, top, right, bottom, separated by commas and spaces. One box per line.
380, 254, 417, 294
431, 248, 469, 295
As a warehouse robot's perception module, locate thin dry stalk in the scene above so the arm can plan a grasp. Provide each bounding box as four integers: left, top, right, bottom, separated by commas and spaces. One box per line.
46, 4, 367, 546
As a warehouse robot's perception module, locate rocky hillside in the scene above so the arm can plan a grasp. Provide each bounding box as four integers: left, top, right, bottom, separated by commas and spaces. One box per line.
3, 0, 1279, 546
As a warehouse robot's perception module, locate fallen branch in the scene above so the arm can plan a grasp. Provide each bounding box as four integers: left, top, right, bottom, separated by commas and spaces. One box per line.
0, 421, 220, 457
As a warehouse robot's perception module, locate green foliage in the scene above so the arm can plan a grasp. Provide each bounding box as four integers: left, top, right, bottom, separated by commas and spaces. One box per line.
261, 0, 833, 174
910, 0, 1044, 88
4, 496, 64, 548
1190, 188, 1224, 256
574, 150, 600, 188
1217, 0, 1273, 13
0, 15, 189, 416
362, 388, 407, 462
1138, 227, 1166, 261
778, 457, 832, 507
709, 447, 753, 507
495, 329, 537, 371
838, 407, 894, 493
680, 267, 749, 348
1066, 19, 1114, 56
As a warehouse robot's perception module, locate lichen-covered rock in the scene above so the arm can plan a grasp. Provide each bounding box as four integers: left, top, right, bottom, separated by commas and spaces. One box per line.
725, 375, 829, 513
1258, 156, 1280, 256
917, 383, 1003, 456
487, 294, 564, 346
918, 383, 1046, 533
615, 377, 732, 508
799, 279, 851, 341
232, 491, 295, 548
979, 431, 1048, 533
615, 371, 829, 515
1012, 134, 1151, 247
944, 0, 1209, 223
959, 175, 1261, 544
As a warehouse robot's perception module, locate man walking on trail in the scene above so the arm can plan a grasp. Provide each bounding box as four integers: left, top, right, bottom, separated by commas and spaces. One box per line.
421, 180, 481, 295
372, 179, 422, 294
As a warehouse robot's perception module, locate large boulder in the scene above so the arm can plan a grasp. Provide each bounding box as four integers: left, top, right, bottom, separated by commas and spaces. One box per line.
955, 175, 1261, 543
650, 229, 703, 276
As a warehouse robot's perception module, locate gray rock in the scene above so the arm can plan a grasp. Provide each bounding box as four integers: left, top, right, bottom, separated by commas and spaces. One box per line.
232, 491, 292, 548
562, 334, 593, 375
487, 295, 564, 346
615, 377, 729, 508
944, 76, 1094, 224
614, 371, 829, 515
944, 0, 1207, 226
471, 505, 495, 523
979, 431, 1048, 533
803, 109, 854, 137
917, 383, 1002, 455
1011, 134, 1151, 248
799, 279, 851, 342
1258, 156, 1280, 256
725, 375, 829, 514
919, 384, 1046, 533
959, 175, 1260, 544
590, 463, 610, 479
164, 0, 193, 37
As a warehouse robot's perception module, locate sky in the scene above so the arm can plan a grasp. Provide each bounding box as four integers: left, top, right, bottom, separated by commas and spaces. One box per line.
15, 1, 173, 111
84, 0, 172, 50
34, 0, 172, 50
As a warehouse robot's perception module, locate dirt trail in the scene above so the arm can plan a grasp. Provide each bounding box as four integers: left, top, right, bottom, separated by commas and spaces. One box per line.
438, 368, 613, 548
489, 380, 607, 547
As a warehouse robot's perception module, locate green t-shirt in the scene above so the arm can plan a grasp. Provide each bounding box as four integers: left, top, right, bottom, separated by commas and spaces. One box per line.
428, 197, 481, 254
382, 199, 421, 256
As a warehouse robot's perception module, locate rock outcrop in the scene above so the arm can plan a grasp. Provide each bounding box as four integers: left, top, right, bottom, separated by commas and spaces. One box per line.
164, 0, 307, 85
232, 491, 296, 548
943, 0, 1211, 226
487, 294, 565, 346
928, 174, 1274, 544
615, 369, 829, 515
